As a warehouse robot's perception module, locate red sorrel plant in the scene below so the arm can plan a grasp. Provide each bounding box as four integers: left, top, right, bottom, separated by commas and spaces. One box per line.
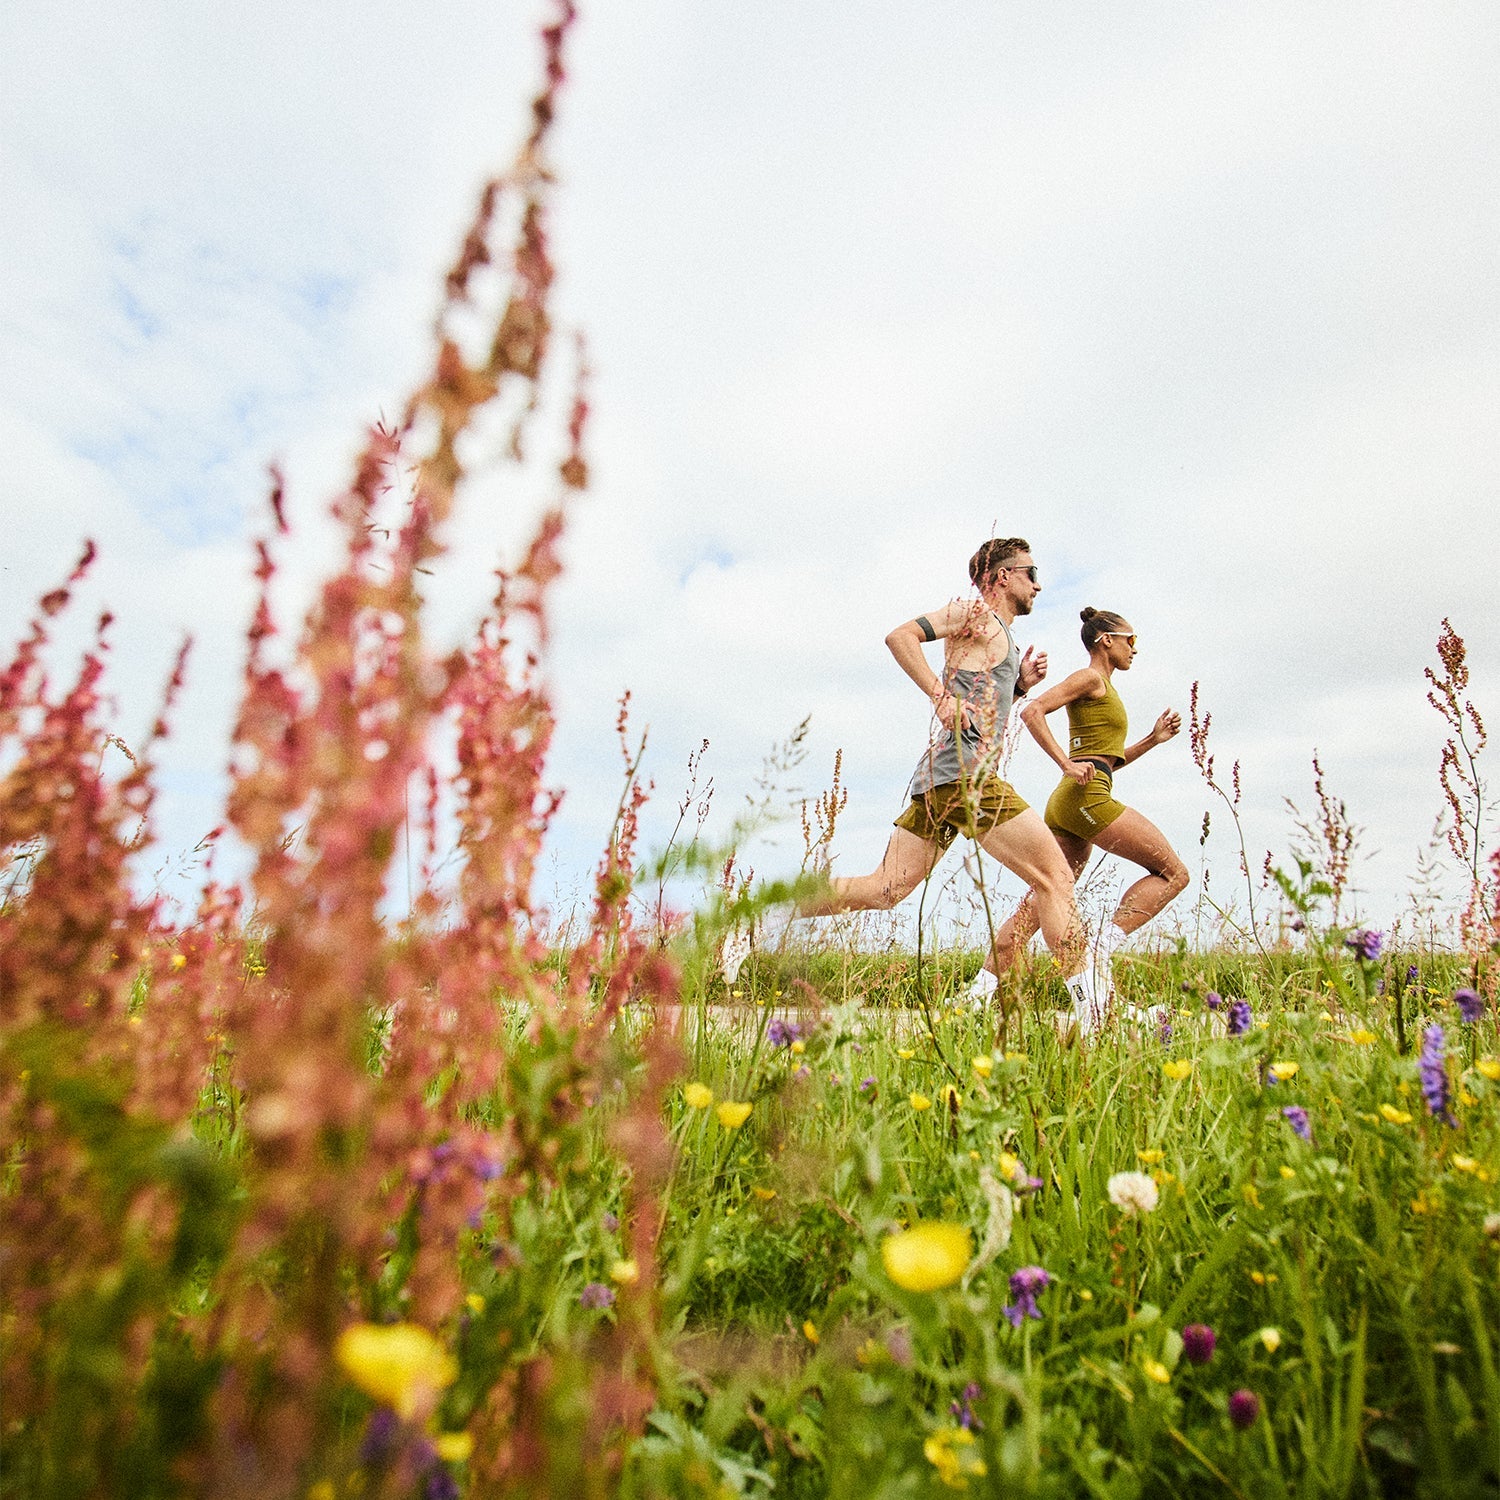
1, 6, 683, 1496
1425, 619, 1496, 984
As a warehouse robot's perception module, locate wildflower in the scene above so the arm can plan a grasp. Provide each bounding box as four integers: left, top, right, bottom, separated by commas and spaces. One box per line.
716, 1100, 752, 1129
433, 1432, 474, 1464
1279, 1165, 1297, 1179
1419, 1025, 1456, 1126
1142, 1357, 1172, 1384
335, 1322, 457, 1421
601, 1211, 619, 1232
859, 1076, 877, 1093
171, 952, 187, 970
579, 1282, 615, 1309
1281, 1105, 1312, 1142
881, 1222, 972, 1291
609, 1258, 639, 1285
793, 1064, 811, 1080
359, 1407, 401, 1465
1136, 1148, 1165, 1165
1227, 999, 1253, 1036
1346, 929, 1383, 962
767, 1017, 801, 1048
1107, 1171, 1159, 1217
1454, 988, 1485, 1025
1228, 1389, 1262, 1430
1243, 1183, 1263, 1208
683, 1082, 713, 1109
909, 1092, 932, 1112
802, 1320, 819, 1345
949, 1381, 983, 1431
1451, 1155, 1478, 1173
1162, 1060, 1193, 1081
1267, 1061, 1299, 1082
1181, 1323, 1216, 1365
971, 1054, 993, 1079
923, 1426, 987, 1489
752, 1186, 777, 1200
897, 1048, 915, 1060
1475, 1057, 1500, 1081
1258, 1327, 1281, 1353
1158, 1015, 1174, 1044
1002, 1265, 1049, 1327
465, 1293, 485, 1315
1205, 990, 1222, 1010
1348, 1029, 1377, 1045
1379, 1103, 1412, 1125
790, 1038, 806, 1054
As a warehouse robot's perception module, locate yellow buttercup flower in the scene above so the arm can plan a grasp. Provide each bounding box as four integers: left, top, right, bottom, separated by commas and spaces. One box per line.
881, 1222, 972, 1292
923, 1426, 987, 1489
1476, 1058, 1500, 1081
683, 1082, 713, 1109
1162, 1060, 1193, 1081
1348, 1029, 1378, 1045
802, 1320, 819, 1345
335, 1322, 457, 1420
752, 1186, 778, 1201
1136, 1149, 1165, 1165
971, 1054, 993, 1079
1267, 1061, 1299, 1082
171, 953, 187, 970
434, 1432, 474, 1464
1451, 1155, 1478, 1174
998, 1151, 1022, 1181
1142, 1357, 1171, 1384
609, 1258, 640, 1285
1279, 1165, 1296, 1179
716, 1101, 752, 1129
909, 1092, 932, 1112
897, 1048, 915, 1060
790, 1039, 806, 1054
1379, 1103, 1412, 1125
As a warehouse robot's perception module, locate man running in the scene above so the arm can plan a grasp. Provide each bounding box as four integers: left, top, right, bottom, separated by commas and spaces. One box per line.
729, 537, 1103, 1024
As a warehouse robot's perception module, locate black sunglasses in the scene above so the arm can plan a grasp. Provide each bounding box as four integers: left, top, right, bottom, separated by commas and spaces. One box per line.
1001, 564, 1038, 583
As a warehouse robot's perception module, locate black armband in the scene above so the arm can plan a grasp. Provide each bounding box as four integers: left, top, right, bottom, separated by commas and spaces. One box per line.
915, 615, 936, 643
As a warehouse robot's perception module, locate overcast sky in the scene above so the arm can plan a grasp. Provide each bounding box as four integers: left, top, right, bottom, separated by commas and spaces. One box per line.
3, 1, 1496, 946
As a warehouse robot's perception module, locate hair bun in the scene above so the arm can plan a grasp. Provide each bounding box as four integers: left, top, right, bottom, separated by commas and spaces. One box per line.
1080, 607, 1098, 622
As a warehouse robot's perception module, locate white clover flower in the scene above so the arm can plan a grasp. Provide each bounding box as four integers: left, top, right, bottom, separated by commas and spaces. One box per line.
1107, 1170, 1160, 1217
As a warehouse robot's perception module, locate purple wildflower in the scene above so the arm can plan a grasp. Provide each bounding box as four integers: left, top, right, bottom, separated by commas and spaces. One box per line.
1281, 1105, 1312, 1142
1406, 964, 1419, 982
1181, 1324, 1216, 1365
1002, 1265, 1050, 1328
601, 1211, 619, 1233
1205, 990, 1222, 1011
1345, 929, 1383, 962
425, 1469, 461, 1500
949, 1380, 983, 1431
579, 1281, 615, 1310
360, 1407, 401, 1465
766, 1017, 801, 1049
859, 1076, 877, 1093
1290, 917, 1305, 933
1227, 999, 1253, 1037
1159, 1015, 1174, 1044
1419, 1024, 1456, 1125
1455, 988, 1485, 1025
1228, 1389, 1261, 1430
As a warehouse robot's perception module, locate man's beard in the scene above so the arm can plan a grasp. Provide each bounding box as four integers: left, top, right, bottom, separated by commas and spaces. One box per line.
1014, 596, 1034, 616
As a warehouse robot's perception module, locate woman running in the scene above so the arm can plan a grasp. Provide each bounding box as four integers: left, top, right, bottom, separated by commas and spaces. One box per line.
989, 607, 1187, 1012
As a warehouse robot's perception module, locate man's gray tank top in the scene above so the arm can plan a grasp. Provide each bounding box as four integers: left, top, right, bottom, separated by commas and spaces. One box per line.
907, 618, 1021, 797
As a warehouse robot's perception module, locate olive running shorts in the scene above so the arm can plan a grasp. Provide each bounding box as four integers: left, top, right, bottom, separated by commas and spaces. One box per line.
1045, 767, 1126, 841
894, 778, 1028, 852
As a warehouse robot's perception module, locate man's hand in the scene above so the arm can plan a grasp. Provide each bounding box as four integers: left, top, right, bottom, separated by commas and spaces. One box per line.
932, 688, 973, 735
1018, 645, 1048, 694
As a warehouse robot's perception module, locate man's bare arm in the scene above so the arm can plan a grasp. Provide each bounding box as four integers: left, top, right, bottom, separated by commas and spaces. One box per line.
884, 601, 979, 729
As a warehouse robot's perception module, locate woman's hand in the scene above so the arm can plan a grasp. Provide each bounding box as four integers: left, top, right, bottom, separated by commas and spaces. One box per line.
1151, 709, 1182, 745
1064, 759, 1096, 787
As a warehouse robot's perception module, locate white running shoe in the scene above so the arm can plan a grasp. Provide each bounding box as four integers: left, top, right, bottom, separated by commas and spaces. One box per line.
1062, 968, 1105, 1037
964, 967, 999, 1010
720, 928, 752, 986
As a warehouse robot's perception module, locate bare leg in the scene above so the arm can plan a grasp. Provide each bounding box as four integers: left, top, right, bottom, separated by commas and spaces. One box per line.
975, 810, 1086, 976
1090, 809, 1189, 934
988, 829, 1092, 974
799, 828, 942, 915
